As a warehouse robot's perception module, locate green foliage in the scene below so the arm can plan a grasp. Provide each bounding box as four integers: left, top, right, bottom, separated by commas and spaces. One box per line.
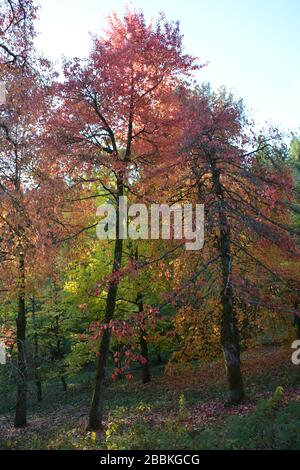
289, 135, 300, 163
105, 396, 195, 450
104, 388, 300, 450
215, 389, 300, 450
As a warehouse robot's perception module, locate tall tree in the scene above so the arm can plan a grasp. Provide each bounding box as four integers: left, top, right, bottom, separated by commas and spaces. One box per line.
60, 9, 198, 430
168, 88, 300, 403
0, 53, 67, 427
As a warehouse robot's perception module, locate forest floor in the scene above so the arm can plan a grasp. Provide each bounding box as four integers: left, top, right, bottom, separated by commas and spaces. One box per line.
0, 343, 299, 450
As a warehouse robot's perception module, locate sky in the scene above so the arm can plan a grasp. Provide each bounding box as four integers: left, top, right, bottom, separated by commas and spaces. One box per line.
35, 0, 300, 134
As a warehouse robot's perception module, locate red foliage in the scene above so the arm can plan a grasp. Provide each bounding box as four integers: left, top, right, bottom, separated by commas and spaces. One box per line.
84, 305, 159, 380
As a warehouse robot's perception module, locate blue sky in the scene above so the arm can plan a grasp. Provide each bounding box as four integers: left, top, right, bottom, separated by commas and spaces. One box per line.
35, 0, 300, 134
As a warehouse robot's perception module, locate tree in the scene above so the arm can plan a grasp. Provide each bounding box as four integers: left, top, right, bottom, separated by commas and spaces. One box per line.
289, 135, 300, 163
0, 0, 37, 66
59, 9, 199, 430
1, 3, 38, 426
166, 88, 300, 403
0, 48, 70, 426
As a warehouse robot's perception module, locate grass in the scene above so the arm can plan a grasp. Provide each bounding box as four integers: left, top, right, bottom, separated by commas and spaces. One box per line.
0, 343, 299, 450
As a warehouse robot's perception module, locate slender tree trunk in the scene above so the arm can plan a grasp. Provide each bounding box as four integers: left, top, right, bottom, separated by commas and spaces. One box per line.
209, 156, 245, 404
32, 297, 42, 401
61, 376, 67, 392
137, 294, 151, 384
157, 352, 163, 364
88, 90, 133, 431
14, 253, 27, 428
88, 179, 124, 431
53, 310, 68, 393
36, 380, 42, 402
57, 340, 67, 392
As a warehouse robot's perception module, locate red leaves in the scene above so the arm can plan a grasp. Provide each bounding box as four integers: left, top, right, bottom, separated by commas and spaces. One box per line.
140, 356, 148, 366
188, 399, 257, 428
85, 304, 159, 381
95, 260, 141, 295
58, 8, 201, 203
0, 324, 15, 351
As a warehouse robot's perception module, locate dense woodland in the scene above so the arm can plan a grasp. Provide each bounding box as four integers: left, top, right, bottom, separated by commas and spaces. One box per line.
0, 0, 300, 450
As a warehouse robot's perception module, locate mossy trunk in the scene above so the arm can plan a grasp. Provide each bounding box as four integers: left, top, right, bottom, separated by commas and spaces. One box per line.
210, 156, 245, 404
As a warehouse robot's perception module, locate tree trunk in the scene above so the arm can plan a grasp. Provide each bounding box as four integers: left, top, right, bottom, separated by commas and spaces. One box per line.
32, 297, 42, 402
88, 179, 124, 431
61, 376, 67, 392
53, 311, 68, 393
14, 253, 27, 428
36, 380, 42, 402
137, 294, 151, 384
209, 156, 245, 404
157, 352, 163, 364
220, 287, 245, 404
